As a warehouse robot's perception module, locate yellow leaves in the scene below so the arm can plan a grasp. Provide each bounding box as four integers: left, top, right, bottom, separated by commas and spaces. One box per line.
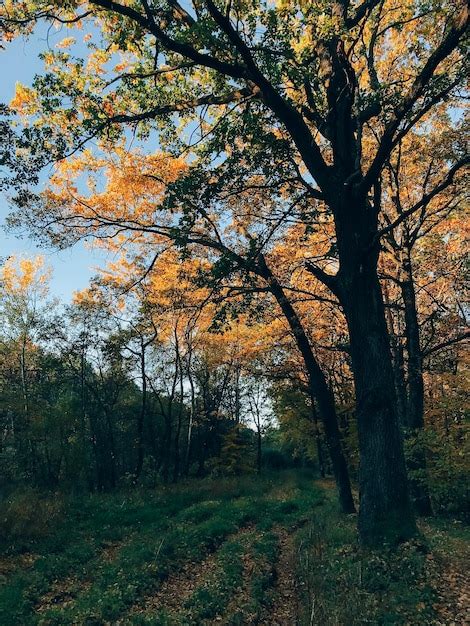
55, 36, 76, 49
72, 285, 106, 310
9, 83, 38, 115
86, 48, 110, 75
1, 255, 51, 299
43, 52, 56, 67
45, 148, 188, 237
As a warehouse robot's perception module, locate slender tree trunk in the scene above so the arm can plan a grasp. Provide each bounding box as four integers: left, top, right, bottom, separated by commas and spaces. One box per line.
184, 369, 196, 475
103, 408, 117, 490
161, 416, 172, 484
311, 399, 326, 478
335, 205, 415, 544
259, 259, 355, 514
173, 368, 185, 483
400, 246, 433, 515
135, 339, 147, 480
19, 334, 33, 477
173, 414, 182, 483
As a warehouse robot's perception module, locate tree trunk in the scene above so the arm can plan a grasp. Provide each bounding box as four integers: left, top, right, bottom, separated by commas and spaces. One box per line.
383, 279, 407, 426
259, 258, 355, 514
161, 417, 172, 484
400, 248, 433, 516
256, 425, 262, 473
311, 399, 326, 478
335, 211, 415, 543
184, 370, 196, 476
135, 340, 147, 480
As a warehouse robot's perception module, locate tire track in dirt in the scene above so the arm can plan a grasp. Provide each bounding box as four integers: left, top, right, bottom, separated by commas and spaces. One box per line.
34, 538, 128, 615
126, 525, 255, 621
258, 528, 299, 626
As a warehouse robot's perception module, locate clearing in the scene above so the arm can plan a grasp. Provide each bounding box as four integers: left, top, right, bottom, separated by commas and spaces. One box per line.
1, 471, 468, 625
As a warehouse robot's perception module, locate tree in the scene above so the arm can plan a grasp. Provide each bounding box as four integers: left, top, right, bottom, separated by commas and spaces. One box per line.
0, 255, 52, 479
378, 119, 468, 514
246, 376, 272, 473
18, 148, 355, 510
2, 0, 468, 543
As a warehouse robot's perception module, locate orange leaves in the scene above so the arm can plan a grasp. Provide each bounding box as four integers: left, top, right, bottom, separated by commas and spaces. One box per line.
9, 83, 39, 116
46, 148, 188, 235
1, 255, 51, 299
55, 36, 76, 50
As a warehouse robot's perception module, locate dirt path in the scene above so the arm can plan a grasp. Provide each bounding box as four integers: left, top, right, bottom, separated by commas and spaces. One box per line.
128, 526, 254, 621
129, 547, 221, 618
35, 538, 126, 615
420, 522, 470, 626
259, 528, 299, 626
430, 552, 470, 625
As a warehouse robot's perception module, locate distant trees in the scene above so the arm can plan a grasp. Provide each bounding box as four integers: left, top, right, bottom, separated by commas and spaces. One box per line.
0, 256, 282, 490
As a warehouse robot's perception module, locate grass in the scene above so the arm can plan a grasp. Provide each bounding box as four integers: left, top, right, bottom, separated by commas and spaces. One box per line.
0, 471, 468, 625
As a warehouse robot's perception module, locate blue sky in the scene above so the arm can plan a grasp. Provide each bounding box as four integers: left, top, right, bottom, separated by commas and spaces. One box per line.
0, 24, 107, 302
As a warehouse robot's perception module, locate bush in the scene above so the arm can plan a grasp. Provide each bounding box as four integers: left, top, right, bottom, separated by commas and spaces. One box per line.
0, 488, 63, 543
405, 425, 469, 516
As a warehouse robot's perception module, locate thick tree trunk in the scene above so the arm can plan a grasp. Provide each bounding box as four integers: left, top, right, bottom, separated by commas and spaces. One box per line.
335, 213, 415, 543
400, 248, 433, 516
259, 259, 355, 514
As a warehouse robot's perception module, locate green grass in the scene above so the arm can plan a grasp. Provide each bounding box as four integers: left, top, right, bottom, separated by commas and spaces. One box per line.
1, 471, 467, 625
0, 471, 320, 624
293, 486, 470, 625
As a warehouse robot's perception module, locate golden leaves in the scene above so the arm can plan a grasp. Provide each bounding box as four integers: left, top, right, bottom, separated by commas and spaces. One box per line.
9, 83, 38, 115
1, 255, 51, 298
55, 36, 76, 49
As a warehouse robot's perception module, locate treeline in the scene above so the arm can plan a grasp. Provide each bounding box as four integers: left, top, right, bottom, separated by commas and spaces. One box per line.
0, 261, 303, 492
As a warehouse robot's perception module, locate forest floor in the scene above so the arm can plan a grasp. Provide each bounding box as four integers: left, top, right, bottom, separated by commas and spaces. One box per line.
0, 470, 468, 625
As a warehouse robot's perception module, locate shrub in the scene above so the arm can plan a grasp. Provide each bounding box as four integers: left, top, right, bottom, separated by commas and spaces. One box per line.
0, 488, 63, 543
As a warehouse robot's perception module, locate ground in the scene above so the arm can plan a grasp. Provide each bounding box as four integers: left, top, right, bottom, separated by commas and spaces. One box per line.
0, 471, 468, 625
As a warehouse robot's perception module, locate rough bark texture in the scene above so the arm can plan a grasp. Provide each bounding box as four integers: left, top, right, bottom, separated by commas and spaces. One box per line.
335, 200, 416, 544
259, 258, 355, 514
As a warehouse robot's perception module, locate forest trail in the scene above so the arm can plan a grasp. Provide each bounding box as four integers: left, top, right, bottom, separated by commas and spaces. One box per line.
433, 558, 470, 625
126, 524, 303, 625
2, 474, 469, 625
127, 525, 255, 620
422, 521, 470, 626
259, 528, 299, 626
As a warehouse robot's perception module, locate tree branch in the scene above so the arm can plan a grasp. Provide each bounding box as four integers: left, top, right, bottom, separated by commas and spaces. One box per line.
360, 3, 468, 193
422, 330, 470, 358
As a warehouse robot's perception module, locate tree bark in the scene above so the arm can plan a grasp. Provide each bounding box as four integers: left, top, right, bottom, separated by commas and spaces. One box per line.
259, 258, 355, 514
400, 246, 433, 515
334, 201, 416, 544
311, 399, 326, 478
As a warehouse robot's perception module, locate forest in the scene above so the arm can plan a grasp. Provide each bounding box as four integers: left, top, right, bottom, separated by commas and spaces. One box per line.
0, 0, 468, 624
